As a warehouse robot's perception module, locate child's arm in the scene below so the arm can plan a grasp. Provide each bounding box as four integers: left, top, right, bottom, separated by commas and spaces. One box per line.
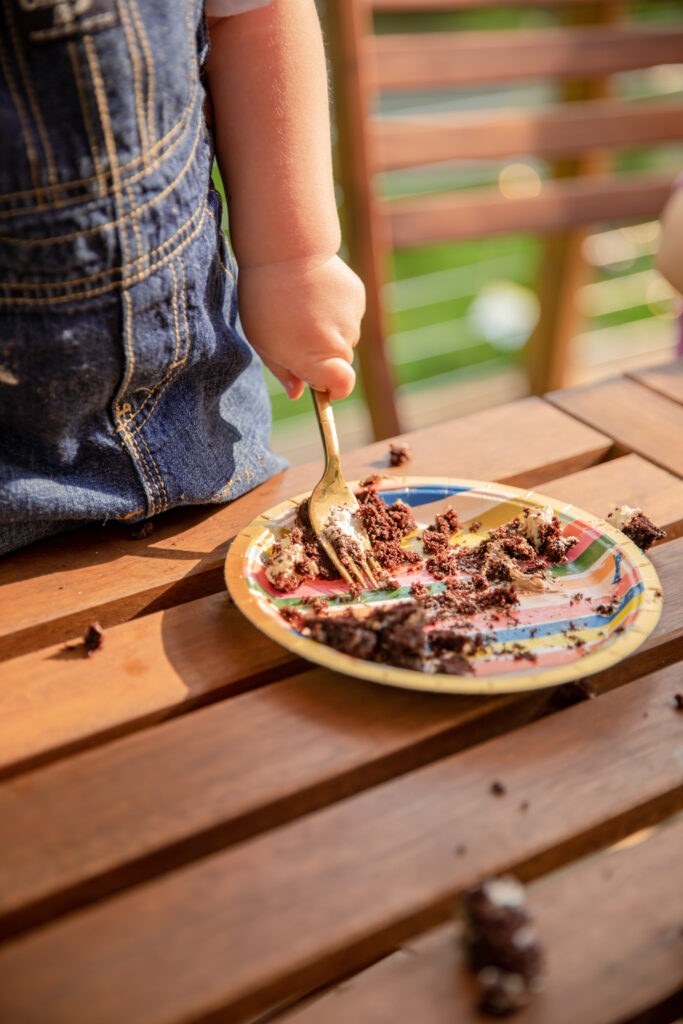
206, 0, 365, 401
657, 186, 683, 298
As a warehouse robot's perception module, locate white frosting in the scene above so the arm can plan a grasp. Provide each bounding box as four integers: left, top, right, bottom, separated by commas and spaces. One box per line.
607, 504, 640, 530
519, 506, 554, 547
265, 540, 317, 587
324, 506, 364, 542
482, 876, 526, 909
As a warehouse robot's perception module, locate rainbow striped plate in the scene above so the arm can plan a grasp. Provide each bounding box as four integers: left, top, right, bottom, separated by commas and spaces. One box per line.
225, 477, 663, 694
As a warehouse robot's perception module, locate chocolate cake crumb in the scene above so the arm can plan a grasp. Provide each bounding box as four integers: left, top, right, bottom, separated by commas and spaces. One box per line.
461, 876, 544, 1017
596, 597, 619, 617
490, 781, 506, 796
674, 693, 683, 711
129, 520, 154, 540
519, 800, 529, 813
359, 473, 382, 488
84, 622, 104, 656
455, 844, 467, 856
279, 606, 309, 631
388, 442, 411, 467
63, 622, 105, 657
621, 512, 666, 551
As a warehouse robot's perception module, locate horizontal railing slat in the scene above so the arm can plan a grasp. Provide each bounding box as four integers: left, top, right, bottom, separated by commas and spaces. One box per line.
387, 172, 673, 246
370, 26, 683, 91
371, 100, 683, 171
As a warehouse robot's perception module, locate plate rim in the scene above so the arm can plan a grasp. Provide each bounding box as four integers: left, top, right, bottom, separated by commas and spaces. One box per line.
224, 476, 663, 695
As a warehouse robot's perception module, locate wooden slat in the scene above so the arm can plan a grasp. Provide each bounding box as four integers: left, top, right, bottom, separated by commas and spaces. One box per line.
369, 26, 683, 91
0, 594, 300, 778
0, 398, 611, 660
1, 461, 680, 786
542, 453, 683, 542
546, 377, 683, 479
387, 171, 673, 247
0, 661, 680, 1024
278, 816, 683, 1024
371, 100, 683, 171
629, 358, 683, 407
0, 535, 680, 942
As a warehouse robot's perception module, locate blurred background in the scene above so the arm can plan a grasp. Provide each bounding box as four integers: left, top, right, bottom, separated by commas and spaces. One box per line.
216, 0, 683, 465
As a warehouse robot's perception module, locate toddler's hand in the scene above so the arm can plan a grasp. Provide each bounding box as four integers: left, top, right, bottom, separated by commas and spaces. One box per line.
236, 253, 366, 401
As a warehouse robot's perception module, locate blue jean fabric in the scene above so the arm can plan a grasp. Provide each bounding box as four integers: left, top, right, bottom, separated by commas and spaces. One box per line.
0, 0, 286, 555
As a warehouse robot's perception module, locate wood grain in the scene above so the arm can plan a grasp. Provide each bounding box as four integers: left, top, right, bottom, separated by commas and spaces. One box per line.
0, 661, 680, 1024
0, 538, 680, 940
0, 593, 300, 778
542, 453, 683, 541
369, 26, 683, 91
0, 398, 611, 660
629, 359, 683, 407
371, 99, 683, 171
546, 377, 683, 479
278, 816, 683, 1024
388, 172, 673, 247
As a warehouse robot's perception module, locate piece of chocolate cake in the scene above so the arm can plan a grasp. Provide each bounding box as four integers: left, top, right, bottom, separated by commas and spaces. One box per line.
461, 876, 544, 1017
606, 505, 666, 551
388, 442, 411, 467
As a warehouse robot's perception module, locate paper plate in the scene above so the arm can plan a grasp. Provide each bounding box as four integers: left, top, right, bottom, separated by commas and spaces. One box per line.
224, 477, 663, 695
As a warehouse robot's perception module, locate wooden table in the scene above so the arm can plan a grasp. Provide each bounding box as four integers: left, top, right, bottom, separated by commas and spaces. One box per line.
1, 365, 682, 1024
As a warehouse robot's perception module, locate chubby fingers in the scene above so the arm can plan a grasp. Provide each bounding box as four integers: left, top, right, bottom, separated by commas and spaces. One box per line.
309, 356, 356, 401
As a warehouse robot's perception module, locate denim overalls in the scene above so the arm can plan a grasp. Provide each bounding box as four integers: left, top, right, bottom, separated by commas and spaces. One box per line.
0, 0, 285, 555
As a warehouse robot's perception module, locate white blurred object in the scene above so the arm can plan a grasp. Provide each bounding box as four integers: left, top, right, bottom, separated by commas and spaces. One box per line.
468, 281, 540, 352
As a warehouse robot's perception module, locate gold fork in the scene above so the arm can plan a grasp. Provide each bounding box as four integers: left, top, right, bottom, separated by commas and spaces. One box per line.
309, 388, 384, 592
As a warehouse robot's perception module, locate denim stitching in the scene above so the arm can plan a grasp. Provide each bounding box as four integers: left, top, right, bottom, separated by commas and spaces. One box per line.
0, 100, 193, 206
116, 0, 149, 158
84, 33, 156, 516
3, 0, 61, 205
138, 430, 168, 512
0, 204, 209, 306
128, 0, 156, 147
0, 112, 203, 243
0, 35, 44, 204
68, 40, 107, 199
124, 259, 184, 428
126, 260, 193, 435
0, 194, 206, 295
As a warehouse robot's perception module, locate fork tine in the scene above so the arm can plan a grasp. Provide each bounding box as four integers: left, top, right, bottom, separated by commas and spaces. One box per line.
367, 555, 383, 577
324, 546, 356, 589
347, 558, 370, 590
360, 555, 379, 589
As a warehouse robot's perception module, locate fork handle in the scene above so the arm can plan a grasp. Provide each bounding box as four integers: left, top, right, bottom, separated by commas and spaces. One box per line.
311, 387, 341, 467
